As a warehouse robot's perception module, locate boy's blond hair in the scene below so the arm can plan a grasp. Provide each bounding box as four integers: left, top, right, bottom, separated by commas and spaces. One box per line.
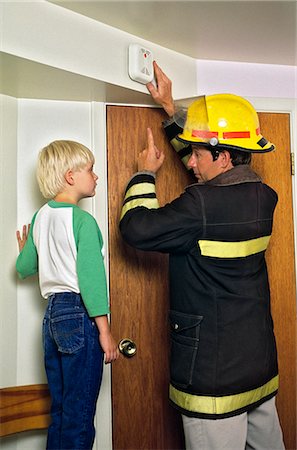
37, 140, 95, 199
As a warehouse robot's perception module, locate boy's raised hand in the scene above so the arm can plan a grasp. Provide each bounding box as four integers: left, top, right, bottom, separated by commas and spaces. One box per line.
16, 224, 30, 252
137, 128, 165, 174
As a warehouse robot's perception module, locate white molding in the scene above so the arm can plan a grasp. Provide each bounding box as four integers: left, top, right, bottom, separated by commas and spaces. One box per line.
91, 102, 113, 450
0, 94, 18, 387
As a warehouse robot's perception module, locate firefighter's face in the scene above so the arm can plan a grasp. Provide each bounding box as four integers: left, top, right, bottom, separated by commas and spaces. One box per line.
188, 146, 223, 182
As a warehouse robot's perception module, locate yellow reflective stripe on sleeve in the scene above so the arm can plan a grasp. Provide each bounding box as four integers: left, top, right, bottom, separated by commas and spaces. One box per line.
170, 138, 191, 169
181, 155, 191, 167
120, 198, 159, 221
124, 182, 156, 201
198, 235, 271, 258
170, 375, 278, 415
170, 137, 188, 152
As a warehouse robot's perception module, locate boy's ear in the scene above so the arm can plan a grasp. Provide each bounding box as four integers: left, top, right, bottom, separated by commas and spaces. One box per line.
65, 169, 75, 186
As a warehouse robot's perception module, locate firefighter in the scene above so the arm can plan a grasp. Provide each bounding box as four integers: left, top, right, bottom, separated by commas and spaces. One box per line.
120, 62, 285, 450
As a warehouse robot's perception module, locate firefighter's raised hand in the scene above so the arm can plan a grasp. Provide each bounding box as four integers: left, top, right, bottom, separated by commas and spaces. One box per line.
146, 61, 175, 117
138, 128, 165, 173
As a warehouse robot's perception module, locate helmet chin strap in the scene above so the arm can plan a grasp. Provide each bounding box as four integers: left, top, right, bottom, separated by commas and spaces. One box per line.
211, 149, 220, 161
209, 137, 220, 161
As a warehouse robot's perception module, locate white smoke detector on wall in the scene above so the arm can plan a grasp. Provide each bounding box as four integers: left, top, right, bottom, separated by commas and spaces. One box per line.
128, 44, 154, 84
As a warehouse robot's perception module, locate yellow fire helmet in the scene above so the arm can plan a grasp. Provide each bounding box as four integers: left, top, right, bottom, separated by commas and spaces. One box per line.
176, 94, 274, 153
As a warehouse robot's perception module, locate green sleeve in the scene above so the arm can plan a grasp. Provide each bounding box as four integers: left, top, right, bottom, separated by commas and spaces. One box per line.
16, 213, 38, 279
74, 208, 110, 317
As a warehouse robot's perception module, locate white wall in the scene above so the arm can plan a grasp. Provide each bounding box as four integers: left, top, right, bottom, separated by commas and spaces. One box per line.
195, 59, 297, 99
16, 99, 95, 384
0, 1, 197, 101
0, 95, 18, 388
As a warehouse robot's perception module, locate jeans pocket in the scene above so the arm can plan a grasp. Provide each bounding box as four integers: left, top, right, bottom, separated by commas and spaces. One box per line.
169, 310, 203, 389
51, 313, 85, 354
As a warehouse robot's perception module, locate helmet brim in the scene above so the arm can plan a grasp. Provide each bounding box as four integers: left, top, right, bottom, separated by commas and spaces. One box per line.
176, 134, 275, 154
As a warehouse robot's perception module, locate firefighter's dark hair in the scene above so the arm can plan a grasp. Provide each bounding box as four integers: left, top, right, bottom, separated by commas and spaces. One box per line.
227, 148, 252, 166
209, 147, 252, 165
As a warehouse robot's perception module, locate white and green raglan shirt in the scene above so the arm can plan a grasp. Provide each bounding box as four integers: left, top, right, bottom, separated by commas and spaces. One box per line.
16, 201, 110, 317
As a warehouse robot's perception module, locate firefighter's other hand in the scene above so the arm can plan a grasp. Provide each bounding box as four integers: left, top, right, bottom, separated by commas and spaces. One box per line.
138, 128, 165, 173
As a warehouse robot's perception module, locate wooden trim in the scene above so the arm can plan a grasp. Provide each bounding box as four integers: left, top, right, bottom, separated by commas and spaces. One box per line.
0, 384, 50, 437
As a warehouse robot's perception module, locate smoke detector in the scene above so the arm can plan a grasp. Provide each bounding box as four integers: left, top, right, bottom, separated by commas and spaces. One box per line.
128, 44, 154, 84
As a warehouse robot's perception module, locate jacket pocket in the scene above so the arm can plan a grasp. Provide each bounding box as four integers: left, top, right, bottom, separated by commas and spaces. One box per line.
169, 310, 203, 389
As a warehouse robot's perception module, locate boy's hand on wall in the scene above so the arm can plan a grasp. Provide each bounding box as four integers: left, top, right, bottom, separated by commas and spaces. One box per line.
16, 224, 30, 252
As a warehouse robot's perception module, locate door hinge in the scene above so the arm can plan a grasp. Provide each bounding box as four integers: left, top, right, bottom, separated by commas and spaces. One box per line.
291, 153, 295, 176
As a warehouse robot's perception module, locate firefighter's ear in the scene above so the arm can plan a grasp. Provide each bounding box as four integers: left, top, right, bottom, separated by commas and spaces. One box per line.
219, 150, 232, 168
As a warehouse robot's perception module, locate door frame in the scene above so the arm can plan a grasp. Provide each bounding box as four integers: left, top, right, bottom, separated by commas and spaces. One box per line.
92, 98, 297, 450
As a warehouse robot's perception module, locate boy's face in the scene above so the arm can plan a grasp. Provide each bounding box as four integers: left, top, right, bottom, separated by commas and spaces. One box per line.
72, 162, 98, 199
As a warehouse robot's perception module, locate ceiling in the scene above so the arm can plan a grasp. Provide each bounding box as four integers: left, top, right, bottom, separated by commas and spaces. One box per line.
50, 1, 297, 66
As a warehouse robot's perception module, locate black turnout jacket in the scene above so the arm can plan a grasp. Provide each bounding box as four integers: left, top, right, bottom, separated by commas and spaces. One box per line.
119, 126, 279, 419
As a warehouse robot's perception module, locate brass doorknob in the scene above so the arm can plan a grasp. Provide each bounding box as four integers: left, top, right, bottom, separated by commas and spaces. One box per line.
118, 338, 137, 358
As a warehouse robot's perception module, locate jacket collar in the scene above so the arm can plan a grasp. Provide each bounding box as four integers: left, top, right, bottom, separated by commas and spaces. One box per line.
206, 165, 262, 187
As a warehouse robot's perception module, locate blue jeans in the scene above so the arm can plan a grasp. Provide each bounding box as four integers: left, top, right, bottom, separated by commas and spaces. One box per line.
43, 292, 104, 450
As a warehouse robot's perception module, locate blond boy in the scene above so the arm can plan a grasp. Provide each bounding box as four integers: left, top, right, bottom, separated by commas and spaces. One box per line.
16, 140, 118, 450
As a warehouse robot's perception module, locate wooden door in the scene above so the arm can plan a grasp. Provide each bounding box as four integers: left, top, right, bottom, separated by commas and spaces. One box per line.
107, 107, 296, 450
107, 106, 190, 450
